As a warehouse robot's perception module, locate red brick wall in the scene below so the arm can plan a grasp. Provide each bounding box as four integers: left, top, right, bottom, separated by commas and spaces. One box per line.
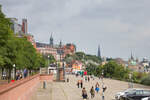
0, 74, 53, 100
40, 74, 53, 82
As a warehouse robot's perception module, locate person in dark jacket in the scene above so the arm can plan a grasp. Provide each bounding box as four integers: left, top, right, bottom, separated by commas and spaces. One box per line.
82, 87, 88, 99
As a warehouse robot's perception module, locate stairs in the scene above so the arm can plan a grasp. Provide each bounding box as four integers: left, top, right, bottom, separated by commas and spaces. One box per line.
40, 68, 48, 74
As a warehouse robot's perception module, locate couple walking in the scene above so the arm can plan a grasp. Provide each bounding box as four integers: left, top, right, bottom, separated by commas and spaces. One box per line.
81, 86, 96, 100
77, 80, 83, 88
89, 82, 100, 99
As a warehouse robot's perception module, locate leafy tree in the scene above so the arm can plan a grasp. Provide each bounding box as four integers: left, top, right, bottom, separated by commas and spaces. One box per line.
103, 61, 130, 80
0, 6, 47, 81
75, 52, 86, 60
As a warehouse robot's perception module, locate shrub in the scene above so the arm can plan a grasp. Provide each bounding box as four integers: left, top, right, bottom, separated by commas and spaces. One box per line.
140, 75, 150, 86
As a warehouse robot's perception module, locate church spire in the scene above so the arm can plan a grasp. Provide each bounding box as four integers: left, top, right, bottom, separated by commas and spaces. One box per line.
131, 51, 134, 60
59, 40, 62, 48
50, 32, 53, 47
98, 45, 101, 58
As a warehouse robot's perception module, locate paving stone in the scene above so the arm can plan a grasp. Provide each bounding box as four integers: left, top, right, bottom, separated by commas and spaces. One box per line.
32, 75, 150, 100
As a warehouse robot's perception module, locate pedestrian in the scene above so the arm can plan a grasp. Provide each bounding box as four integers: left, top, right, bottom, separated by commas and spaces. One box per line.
103, 85, 107, 93
85, 76, 87, 82
95, 82, 100, 93
67, 78, 69, 82
90, 86, 95, 99
88, 76, 90, 82
16, 73, 20, 80
77, 80, 80, 88
80, 80, 83, 88
23, 68, 28, 78
19, 74, 22, 79
82, 87, 88, 100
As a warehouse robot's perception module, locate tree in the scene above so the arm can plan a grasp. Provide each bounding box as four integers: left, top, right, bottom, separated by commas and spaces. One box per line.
103, 61, 130, 80
0, 6, 47, 81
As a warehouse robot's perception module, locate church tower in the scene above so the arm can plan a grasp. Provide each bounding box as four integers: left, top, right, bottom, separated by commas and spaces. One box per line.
97, 45, 101, 58
131, 52, 134, 60
59, 40, 62, 48
50, 33, 53, 47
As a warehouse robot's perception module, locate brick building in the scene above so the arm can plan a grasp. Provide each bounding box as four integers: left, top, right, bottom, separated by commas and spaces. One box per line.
36, 35, 76, 61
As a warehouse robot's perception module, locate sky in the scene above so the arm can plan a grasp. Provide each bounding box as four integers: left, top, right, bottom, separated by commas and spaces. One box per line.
1, 0, 150, 60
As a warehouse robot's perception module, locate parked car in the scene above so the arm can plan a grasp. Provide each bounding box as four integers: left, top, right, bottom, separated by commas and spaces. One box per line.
120, 89, 150, 100
115, 88, 136, 100
142, 97, 150, 100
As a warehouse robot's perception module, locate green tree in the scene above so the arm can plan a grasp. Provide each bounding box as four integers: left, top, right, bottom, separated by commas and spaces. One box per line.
0, 6, 47, 81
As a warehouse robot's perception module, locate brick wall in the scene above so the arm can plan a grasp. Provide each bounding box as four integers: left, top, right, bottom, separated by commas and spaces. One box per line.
0, 74, 53, 100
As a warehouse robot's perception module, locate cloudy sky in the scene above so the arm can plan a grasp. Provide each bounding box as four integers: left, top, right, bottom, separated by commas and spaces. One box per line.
1, 0, 150, 60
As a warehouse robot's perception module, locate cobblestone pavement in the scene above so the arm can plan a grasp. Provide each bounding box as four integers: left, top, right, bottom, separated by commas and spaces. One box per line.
32, 75, 150, 100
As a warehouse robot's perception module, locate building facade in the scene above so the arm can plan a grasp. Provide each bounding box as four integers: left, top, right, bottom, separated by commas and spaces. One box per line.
36, 35, 76, 61
10, 18, 36, 49
10, 18, 23, 35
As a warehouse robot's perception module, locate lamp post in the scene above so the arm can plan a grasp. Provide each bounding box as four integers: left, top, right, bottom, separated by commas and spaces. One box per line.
13, 64, 16, 80
102, 70, 104, 100
63, 60, 65, 80
129, 72, 133, 88
48, 55, 50, 74
48, 55, 50, 67
102, 70, 104, 84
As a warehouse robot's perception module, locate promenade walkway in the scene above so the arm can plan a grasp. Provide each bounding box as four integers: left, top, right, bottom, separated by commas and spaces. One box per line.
32, 75, 150, 100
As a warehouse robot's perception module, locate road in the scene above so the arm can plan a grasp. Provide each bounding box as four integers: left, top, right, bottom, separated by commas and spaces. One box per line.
32, 75, 150, 100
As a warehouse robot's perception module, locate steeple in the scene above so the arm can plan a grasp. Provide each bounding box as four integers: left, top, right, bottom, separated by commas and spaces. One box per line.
50, 33, 53, 47
97, 45, 101, 58
59, 40, 62, 48
131, 52, 134, 60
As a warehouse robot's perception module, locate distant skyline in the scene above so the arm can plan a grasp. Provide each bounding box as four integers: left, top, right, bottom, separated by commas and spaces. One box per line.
1, 0, 150, 60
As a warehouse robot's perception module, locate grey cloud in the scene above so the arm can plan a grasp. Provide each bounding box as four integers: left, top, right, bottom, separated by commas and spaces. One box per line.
1, 0, 150, 59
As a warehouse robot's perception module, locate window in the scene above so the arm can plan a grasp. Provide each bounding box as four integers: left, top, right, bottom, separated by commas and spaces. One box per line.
135, 90, 143, 95
143, 90, 150, 95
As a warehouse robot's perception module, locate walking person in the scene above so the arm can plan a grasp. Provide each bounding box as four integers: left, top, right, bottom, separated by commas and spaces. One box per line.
90, 86, 95, 99
85, 76, 87, 82
82, 87, 88, 100
80, 80, 83, 88
77, 80, 80, 88
95, 82, 100, 93
88, 76, 90, 82
67, 78, 69, 82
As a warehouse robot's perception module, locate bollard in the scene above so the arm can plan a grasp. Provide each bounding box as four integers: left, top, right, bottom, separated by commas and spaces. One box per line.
102, 92, 104, 100
43, 81, 46, 89
102, 86, 106, 100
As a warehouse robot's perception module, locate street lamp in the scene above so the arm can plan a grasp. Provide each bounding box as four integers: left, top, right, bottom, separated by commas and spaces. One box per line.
48, 55, 50, 74
48, 55, 50, 67
101, 70, 105, 100
129, 72, 133, 88
102, 70, 104, 84
13, 64, 16, 80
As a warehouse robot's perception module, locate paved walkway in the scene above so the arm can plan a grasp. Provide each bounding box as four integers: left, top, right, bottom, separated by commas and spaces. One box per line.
32, 75, 150, 100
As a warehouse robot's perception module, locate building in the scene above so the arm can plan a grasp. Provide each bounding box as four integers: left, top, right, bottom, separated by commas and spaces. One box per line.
72, 60, 83, 73
36, 35, 76, 61
10, 18, 23, 35
126, 53, 150, 73
97, 45, 101, 58
63, 43, 76, 55
25, 34, 36, 49
10, 18, 28, 36
22, 19, 27, 34
10, 18, 36, 49
50, 34, 54, 47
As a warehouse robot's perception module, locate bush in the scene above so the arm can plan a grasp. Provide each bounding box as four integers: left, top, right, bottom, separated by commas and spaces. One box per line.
140, 75, 150, 86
